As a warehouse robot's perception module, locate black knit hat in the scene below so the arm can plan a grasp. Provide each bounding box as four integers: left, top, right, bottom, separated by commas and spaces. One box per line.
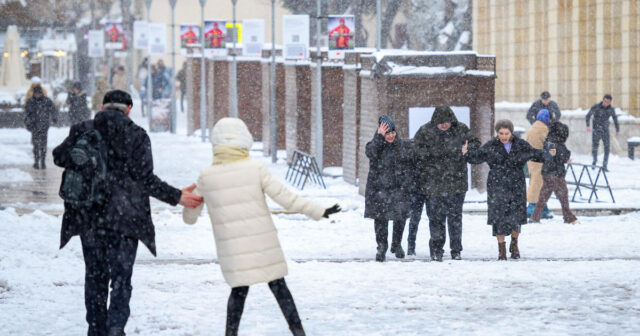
378, 115, 395, 132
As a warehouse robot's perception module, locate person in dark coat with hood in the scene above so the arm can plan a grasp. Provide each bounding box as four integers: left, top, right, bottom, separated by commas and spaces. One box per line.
531, 122, 579, 224
53, 90, 203, 336
464, 119, 555, 260
413, 105, 481, 261
526, 91, 561, 124
66, 81, 91, 125
24, 85, 58, 169
365, 115, 414, 261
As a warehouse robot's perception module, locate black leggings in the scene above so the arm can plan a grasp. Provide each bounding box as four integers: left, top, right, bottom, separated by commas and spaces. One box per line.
226, 278, 305, 336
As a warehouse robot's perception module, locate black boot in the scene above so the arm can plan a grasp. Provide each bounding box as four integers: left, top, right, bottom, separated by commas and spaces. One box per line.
407, 241, 416, 256
451, 251, 461, 260
107, 328, 126, 336
498, 242, 507, 261
509, 237, 520, 259
374, 219, 388, 262
391, 220, 405, 259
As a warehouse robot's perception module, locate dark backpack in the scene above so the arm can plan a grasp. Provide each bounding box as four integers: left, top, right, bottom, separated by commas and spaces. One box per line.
58, 122, 110, 208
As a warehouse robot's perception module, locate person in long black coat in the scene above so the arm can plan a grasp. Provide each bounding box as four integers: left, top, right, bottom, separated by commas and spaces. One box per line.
413, 105, 481, 261
464, 119, 555, 260
364, 115, 414, 262
24, 85, 58, 169
66, 81, 91, 125
53, 90, 202, 335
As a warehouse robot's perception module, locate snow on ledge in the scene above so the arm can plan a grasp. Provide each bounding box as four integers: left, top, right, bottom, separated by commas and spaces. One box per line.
384, 62, 494, 77
372, 49, 478, 63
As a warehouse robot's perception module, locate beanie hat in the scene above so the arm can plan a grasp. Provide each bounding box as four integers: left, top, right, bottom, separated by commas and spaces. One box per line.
378, 115, 395, 132
536, 109, 550, 126
210, 117, 254, 150
30, 76, 41, 84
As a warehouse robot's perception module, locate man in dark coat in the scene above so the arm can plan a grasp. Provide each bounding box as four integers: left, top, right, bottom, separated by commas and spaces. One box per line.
24, 85, 58, 169
364, 115, 414, 262
526, 91, 561, 124
53, 90, 202, 336
413, 106, 480, 261
586, 94, 619, 171
66, 81, 91, 125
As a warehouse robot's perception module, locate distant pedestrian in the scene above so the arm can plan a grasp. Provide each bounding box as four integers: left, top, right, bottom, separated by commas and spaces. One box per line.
25, 76, 48, 103
525, 109, 553, 219
413, 106, 480, 261
112, 65, 127, 91
24, 85, 57, 169
531, 122, 579, 224
176, 64, 187, 112
91, 77, 110, 114
586, 94, 619, 171
53, 90, 203, 335
182, 117, 340, 336
527, 91, 561, 124
65, 81, 91, 125
364, 115, 414, 261
151, 65, 168, 100
465, 119, 555, 260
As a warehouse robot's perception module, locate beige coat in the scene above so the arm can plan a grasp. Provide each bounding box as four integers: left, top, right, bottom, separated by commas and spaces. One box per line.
526, 121, 549, 203
183, 159, 325, 287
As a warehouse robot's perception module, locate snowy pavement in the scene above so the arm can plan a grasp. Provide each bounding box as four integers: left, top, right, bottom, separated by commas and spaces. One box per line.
1, 109, 640, 335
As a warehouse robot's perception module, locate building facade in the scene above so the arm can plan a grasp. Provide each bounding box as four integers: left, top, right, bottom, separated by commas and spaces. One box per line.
473, 0, 639, 116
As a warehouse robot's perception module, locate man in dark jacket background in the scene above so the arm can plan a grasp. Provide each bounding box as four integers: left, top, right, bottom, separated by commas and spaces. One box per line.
527, 91, 561, 124
586, 94, 619, 171
413, 106, 480, 261
66, 81, 91, 125
53, 90, 202, 336
24, 85, 58, 169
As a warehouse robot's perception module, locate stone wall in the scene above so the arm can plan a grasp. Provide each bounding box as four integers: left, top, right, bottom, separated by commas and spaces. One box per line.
310, 63, 344, 168
285, 62, 312, 162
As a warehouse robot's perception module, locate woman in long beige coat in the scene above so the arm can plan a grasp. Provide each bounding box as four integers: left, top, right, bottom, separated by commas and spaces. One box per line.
183, 118, 339, 336
525, 109, 552, 218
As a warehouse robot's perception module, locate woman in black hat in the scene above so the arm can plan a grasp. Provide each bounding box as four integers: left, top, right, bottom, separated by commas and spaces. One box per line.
364, 115, 415, 261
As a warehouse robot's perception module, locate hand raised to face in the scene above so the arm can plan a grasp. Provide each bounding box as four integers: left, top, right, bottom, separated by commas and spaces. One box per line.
377, 122, 390, 135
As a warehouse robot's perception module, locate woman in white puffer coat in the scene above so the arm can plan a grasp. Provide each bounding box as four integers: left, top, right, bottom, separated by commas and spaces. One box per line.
183, 118, 340, 336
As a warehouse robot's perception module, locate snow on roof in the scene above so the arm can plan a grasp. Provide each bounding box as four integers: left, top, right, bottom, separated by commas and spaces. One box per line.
372, 49, 478, 63
383, 62, 494, 77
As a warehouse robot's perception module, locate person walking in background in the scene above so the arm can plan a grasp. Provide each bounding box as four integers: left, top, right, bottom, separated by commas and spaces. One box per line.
111, 65, 127, 91
525, 109, 553, 219
92, 77, 110, 114
25, 76, 48, 103
151, 65, 168, 100
364, 115, 414, 262
65, 81, 91, 125
53, 90, 203, 336
586, 94, 619, 172
527, 91, 561, 124
24, 86, 57, 169
464, 120, 555, 260
182, 118, 340, 336
176, 64, 187, 112
413, 106, 480, 261
531, 122, 579, 225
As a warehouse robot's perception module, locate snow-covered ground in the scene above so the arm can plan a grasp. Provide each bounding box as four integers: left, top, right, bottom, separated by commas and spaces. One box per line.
1, 103, 640, 335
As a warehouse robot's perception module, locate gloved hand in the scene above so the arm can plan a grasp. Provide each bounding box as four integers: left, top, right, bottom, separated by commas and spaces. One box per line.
322, 204, 341, 218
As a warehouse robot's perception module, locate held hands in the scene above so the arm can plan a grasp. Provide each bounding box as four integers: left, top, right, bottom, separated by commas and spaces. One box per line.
586, 126, 591, 132
461, 140, 469, 155
377, 122, 389, 135
549, 149, 557, 156
322, 204, 342, 218
179, 184, 203, 209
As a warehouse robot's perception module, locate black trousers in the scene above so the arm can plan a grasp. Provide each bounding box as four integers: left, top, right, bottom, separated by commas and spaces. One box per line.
226, 278, 304, 336
426, 193, 466, 255
374, 218, 406, 253
408, 193, 428, 250
31, 130, 47, 164
592, 128, 610, 168
81, 229, 138, 336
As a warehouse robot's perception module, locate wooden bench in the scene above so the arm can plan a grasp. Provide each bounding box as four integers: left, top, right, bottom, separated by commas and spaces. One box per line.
628, 137, 640, 160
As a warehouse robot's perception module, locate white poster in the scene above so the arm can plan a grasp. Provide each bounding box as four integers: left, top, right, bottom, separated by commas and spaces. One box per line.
409, 106, 472, 189
148, 23, 167, 55
242, 19, 264, 57
133, 21, 149, 50
88, 29, 104, 58
283, 15, 309, 59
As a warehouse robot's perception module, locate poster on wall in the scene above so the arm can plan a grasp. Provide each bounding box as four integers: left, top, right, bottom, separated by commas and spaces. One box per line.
242, 19, 264, 57
408, 106, 472, 188
150, 98, 171, 132
204, 20, 227, 57
148, 23, 167, 55
180, 24, 201, 55
133, 21, 149, 50
104, 22, 124, 49
88, 29, 104, 58
327, 15, 354, 59
283, 15, 309, 59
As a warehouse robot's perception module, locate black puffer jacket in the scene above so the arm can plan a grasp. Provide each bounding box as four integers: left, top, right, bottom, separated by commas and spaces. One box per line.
542, 122, 571, 177
24, 95, 58, 133
413, 106, 480, 196
364, 133, 415, 220
53, 109, 181, 255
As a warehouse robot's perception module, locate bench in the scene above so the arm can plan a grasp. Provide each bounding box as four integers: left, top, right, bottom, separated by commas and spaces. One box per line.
628, 137, 640, 160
